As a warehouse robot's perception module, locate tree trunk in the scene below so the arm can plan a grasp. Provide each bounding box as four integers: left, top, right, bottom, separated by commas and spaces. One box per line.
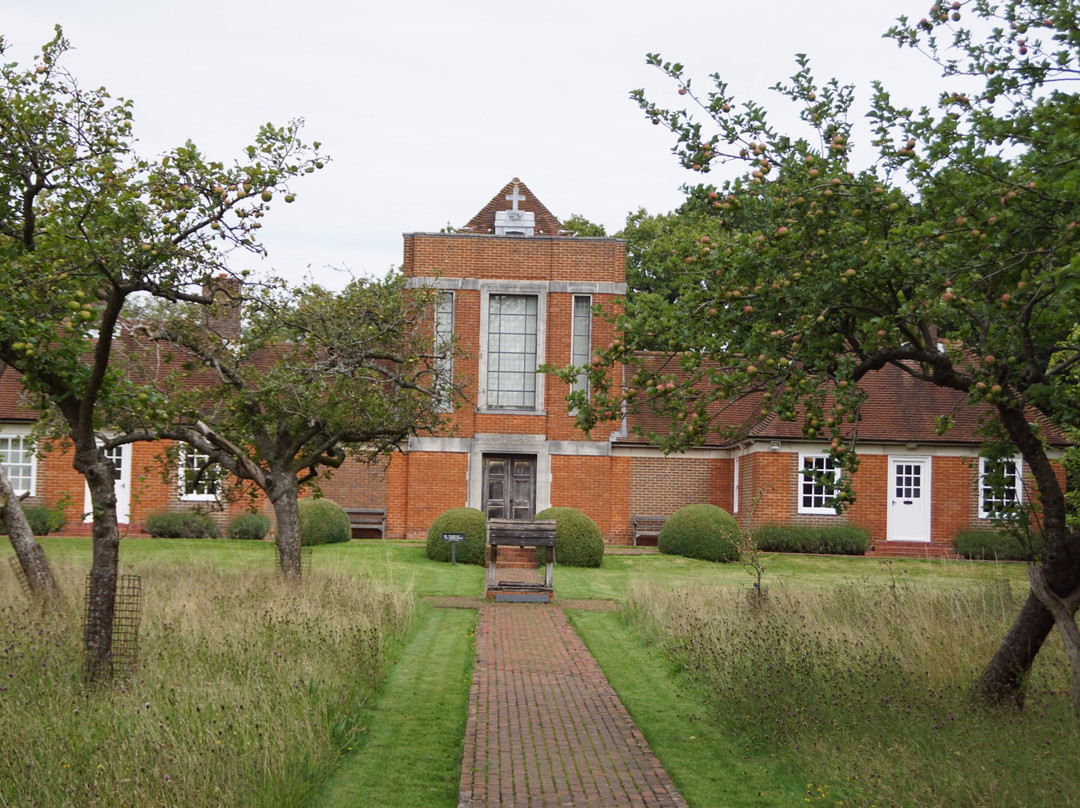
974, 588, 1057, 707
0, 468, 58, 600
1026, 567, 1080, 719
972, 404, 1080, 706
269, 475, 302, 581
81, 451, 122, 684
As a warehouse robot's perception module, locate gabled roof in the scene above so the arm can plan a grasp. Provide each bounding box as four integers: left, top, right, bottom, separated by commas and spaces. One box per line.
618, 355, 1071, 450
462, 177, 563, 235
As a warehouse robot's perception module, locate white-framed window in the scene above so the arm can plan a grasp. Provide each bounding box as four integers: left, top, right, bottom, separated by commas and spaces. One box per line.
570, 295, 592, 399
486, 294, 539, 410
798, 452, 840, 515
434, 291, 455, 412
0, 428, 36, 496
733, 454, 740, 514
979, 456, 1022, 519
179, 446, 220, 501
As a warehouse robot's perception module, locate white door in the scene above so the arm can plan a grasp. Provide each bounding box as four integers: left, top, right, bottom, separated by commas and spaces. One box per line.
84, 444, 132, 524
887, 457, 931, 541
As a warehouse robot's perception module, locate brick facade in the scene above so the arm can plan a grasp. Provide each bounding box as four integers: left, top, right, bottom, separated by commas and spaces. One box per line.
0, 178, 1068, 554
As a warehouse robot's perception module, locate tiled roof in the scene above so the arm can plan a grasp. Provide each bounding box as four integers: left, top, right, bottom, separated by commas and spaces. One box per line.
618, 354, 1070, 449
462, 178, 563, 235
0, 325, 292, 423
0, 370, 38, 422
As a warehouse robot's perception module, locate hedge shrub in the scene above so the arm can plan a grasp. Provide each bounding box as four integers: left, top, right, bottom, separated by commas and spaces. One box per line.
753, 524, 871, 556
22, 505, 65, 536
658, 504, 740, 562
425, 507, 487, 565
228, 512, 272, 540
145, 510, 219, 539
298, 498, 351, 546
954, 529, 1042, 562
534, 507, 604, 568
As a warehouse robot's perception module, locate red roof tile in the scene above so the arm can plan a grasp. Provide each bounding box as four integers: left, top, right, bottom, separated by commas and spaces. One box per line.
619, 355, 1070, 449
462, 178, 563, 236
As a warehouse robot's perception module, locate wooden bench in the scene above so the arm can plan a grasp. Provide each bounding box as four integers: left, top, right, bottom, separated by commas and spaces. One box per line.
487, 519, 557, 593
344, 508, 386, 539
631, 514, 667, 547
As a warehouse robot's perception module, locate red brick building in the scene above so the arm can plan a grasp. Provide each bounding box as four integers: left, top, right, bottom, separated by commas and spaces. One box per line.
0, 179, 1068, 553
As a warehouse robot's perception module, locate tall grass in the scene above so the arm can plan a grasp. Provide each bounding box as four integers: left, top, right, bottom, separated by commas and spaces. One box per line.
626, 576, 1080, 807
0, 561, 412, 807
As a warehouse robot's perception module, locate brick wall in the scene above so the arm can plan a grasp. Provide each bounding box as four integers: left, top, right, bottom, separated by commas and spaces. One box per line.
316, 457, 389, 510
549, 455, 617, 539
629, 456, 718, 516
385, 451, 469, 540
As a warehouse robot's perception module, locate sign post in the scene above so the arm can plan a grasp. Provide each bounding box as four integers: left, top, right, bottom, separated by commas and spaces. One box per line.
442, 532, 465, 565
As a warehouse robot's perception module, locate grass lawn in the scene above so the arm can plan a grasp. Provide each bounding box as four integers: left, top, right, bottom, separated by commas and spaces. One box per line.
313, 604, 476, 808
27, 535, 1024, 603
2, 536, 1049, 807
569, 608, 808, 806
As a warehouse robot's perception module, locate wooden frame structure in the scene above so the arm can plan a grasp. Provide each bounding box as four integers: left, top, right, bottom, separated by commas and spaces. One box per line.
486, 519, 556, 601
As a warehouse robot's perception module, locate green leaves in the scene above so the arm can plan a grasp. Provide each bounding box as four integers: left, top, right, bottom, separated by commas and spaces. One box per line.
574, 2, 1080, 518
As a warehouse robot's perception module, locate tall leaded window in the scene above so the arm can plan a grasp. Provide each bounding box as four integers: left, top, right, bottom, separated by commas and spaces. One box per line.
979, 457, 1022, 518
570, 295, 592, 398
180, 447, 219, 501
434, 291, 455, 411
798, 453, 840, 514
487, 294, 538, 410
0, 432, 35, 496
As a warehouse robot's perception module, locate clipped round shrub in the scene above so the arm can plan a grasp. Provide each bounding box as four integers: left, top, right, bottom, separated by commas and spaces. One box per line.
534, 507, 604, 568
228, 512, 272, 540
658, 504, 740, 562
145, 510, 219, 539
298, 498, 351, 546
425, 507, 487, 565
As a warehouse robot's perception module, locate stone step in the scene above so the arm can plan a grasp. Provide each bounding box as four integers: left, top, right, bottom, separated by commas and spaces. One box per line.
867, 541, 961, 560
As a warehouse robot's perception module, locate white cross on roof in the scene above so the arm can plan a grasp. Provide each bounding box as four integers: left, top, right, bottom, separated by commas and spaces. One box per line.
505, 185, 526, 211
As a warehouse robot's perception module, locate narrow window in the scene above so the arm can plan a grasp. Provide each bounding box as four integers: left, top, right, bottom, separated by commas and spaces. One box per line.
733, 455, 740, 514
434, 291, 455, 412
798, 453, 840, 515
570, 295, 593, 399
979, 456, 1021, 518
180, 447, 219, 501
0, 432, 35, 496
487, 294, 538, 410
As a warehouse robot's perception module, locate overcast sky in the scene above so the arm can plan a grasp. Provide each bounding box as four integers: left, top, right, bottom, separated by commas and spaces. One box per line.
6, 1, 948, 290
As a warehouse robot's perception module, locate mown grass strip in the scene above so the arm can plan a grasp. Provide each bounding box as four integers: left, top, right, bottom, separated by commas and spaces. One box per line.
568, 609, 807, 808
314, 604, 476, 808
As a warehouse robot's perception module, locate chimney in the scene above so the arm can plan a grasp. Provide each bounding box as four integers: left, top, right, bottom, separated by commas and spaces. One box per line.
202, 274, 243, 341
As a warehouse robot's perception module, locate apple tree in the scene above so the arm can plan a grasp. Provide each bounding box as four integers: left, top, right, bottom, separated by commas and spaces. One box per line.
0, 28, 324, 680
119, 274, 457, 580
562, 0, 1080, 706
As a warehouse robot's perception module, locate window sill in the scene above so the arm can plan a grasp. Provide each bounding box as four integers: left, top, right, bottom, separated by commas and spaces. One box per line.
477, 408, 547, 417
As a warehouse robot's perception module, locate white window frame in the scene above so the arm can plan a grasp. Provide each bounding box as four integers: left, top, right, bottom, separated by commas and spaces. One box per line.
179, 445, 220, 502
434, 291, 455, 412
978, 456, 1022, 519
570, 294, 592, 401
797, 452, 841, 515
0, 426, 36, 497
478, 283, 547, 414
733, 454, 740, 515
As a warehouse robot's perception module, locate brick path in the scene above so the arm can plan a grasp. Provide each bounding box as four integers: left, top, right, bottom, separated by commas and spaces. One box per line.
457, 603, 687, 808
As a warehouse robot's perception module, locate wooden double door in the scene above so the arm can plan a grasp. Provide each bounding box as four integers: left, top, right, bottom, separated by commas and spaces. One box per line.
482, 454, 536, 521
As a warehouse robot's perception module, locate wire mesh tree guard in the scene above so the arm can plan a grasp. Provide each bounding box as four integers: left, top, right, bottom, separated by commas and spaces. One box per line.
84, 574, 143, 681
275, 543, 312, 576
6, 554, 30, 599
